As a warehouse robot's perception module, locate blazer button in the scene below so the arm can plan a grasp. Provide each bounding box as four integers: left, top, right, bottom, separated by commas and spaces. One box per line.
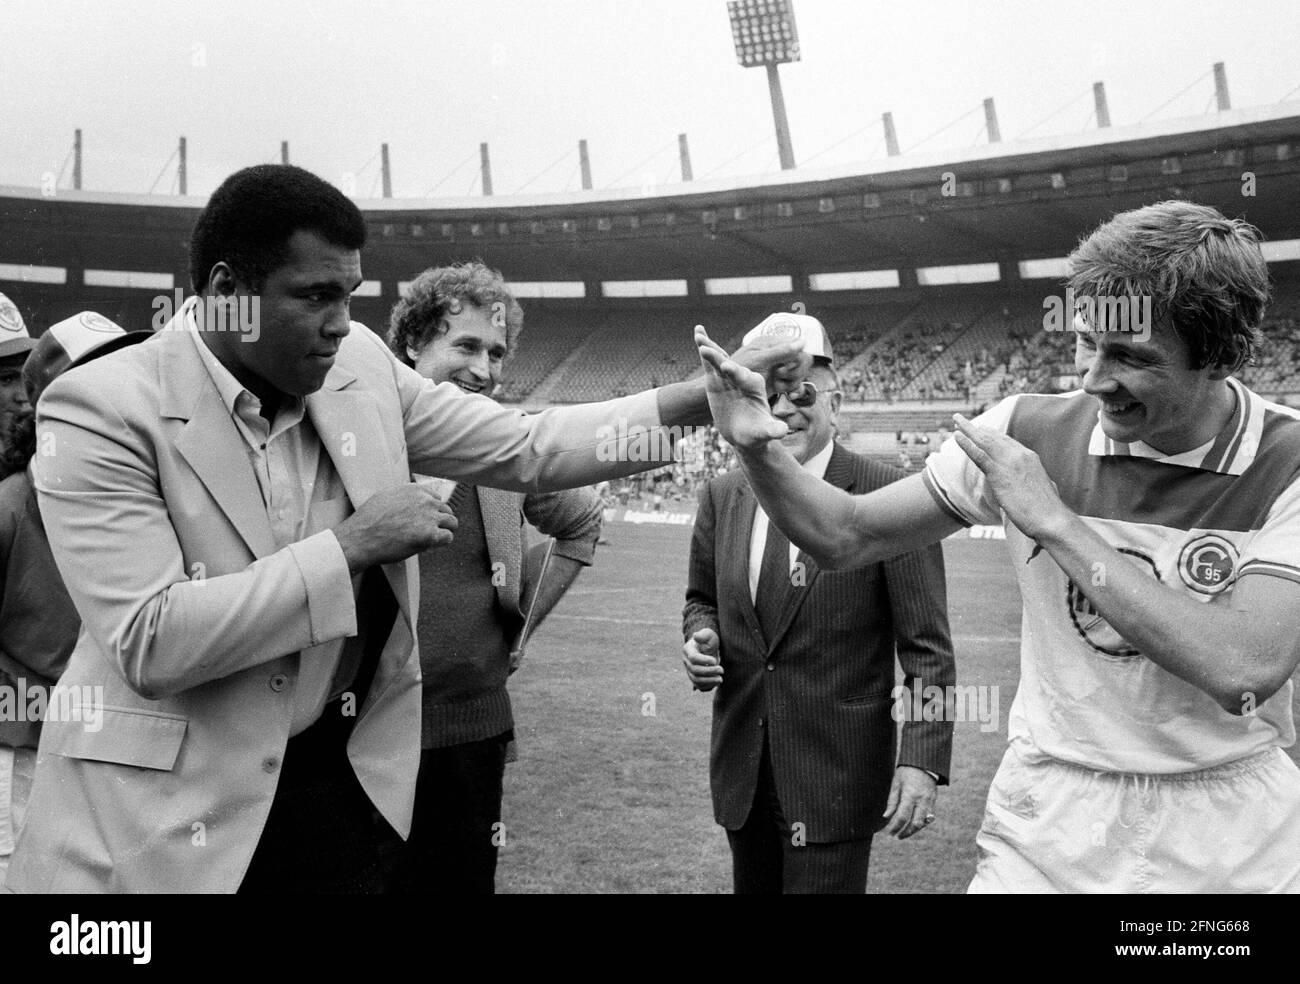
757, 717, 765, 728
262, 756, 280, 774
269, 674, 289, 692
765, 662, 775, 671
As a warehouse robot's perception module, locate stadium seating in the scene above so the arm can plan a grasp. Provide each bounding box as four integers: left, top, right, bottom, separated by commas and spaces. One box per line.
1241, 282, 1300, 393
493, 276, 1300, 407
498, 313, 603, 403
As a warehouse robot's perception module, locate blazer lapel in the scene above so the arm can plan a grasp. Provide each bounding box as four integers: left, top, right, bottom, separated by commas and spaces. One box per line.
306, 374, 411, 623
162, 319, 278, 560
761, 443, 857, 654
477, 485, 523, 615
305, 366, 389, 508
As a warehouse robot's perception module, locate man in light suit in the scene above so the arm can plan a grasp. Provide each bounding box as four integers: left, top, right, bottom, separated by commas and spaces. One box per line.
682, 315, 956, 893
7, 164, 804, 893
386, 260, 604, 892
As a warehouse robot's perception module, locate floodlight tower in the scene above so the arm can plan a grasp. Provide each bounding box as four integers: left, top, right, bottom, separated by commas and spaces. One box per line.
727, 0, 801, 170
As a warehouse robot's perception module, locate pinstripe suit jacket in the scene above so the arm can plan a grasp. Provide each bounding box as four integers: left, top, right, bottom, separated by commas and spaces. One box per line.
683, 442, 955, 842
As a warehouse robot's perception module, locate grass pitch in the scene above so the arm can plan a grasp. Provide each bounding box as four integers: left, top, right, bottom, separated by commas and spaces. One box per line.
498, 520, 1300, 894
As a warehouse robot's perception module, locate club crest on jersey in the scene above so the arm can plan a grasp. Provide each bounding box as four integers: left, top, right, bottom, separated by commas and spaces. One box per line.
1067, 548, 1160, 659
1178, 534, 1238, 595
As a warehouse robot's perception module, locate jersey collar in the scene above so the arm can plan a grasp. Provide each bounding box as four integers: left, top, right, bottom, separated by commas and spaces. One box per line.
1087, 376, 1260, 476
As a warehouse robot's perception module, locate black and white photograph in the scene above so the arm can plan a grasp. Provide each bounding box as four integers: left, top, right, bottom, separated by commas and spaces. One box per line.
0, 0, 1296, 957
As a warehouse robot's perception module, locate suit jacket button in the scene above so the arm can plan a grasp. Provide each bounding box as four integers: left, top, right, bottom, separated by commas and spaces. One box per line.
765, 662, 775, 671
262, 756, 280, 773
757, 717, 765, 727
269, 674, 289, 692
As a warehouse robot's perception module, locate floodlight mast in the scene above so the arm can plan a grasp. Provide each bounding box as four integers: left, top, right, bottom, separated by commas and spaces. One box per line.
766, 63, 795, 170
727, 0, 800, 170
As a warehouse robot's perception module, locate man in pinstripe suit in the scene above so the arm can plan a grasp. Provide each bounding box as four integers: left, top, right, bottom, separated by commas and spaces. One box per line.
682, 316, 956, 893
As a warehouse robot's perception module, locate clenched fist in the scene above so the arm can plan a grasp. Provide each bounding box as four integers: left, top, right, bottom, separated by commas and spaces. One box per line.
334, 483, 458, 573
682, 627, 723, 692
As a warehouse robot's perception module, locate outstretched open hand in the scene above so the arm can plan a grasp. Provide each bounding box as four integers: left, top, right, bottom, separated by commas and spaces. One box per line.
694, 325, 789, 451
952, 413, 1066, 540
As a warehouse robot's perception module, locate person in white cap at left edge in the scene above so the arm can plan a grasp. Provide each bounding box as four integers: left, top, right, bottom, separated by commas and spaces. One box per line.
0, 293, 37, 462
0, 311, 151, 889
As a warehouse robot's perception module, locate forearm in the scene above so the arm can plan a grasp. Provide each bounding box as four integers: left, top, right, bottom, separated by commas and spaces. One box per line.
404, 384, 679, 490
734, 441, 860, 567
1038, 511, 1287, 710
655, 380, 710, 428
735, 449, 961, 570
43, 499, 357, 700
657, 332, 814, 428
521, 551, 584, 630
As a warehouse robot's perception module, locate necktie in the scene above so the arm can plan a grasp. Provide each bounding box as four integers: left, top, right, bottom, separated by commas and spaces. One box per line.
754, 517, 792, 643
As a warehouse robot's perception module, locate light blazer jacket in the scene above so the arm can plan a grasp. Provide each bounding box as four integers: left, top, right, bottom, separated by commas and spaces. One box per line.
683, 443, 956, 842
9, 310, 668, 893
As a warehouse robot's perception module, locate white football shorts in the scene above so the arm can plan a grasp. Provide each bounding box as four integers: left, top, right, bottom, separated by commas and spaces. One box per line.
968, 743, 1300, 893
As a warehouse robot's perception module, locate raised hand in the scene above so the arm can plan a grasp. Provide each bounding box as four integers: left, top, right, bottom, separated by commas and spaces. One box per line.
952, 413, 1067, 541
694, 325, 788, 451
730, 332, 814, 391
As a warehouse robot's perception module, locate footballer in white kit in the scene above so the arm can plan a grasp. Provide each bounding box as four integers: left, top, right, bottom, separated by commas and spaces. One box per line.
696, 199, 1300, 893
925, 379, 1300, 891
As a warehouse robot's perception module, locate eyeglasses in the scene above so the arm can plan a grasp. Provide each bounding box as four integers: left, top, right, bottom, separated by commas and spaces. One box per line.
767, 381, 823, 409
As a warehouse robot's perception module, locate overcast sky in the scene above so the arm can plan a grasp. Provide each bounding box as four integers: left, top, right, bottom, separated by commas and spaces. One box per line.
3, 0, 1297, 199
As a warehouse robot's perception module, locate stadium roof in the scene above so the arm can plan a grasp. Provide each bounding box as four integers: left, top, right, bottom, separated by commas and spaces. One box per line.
3, 102, 1299, 285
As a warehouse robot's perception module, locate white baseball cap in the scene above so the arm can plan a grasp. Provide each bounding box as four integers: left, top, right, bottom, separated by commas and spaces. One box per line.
742, 312, 834, 364
0, 292, 36, 361
22, 311, 152, 405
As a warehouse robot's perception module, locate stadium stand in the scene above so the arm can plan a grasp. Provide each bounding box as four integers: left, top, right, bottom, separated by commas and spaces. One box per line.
1242, 280, 1300, 393
510, 302, 776, 403
497, 314, 601, 402
841, 296, 1002, 402
3, 103, 1299, 418
541, 309, 693, 402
